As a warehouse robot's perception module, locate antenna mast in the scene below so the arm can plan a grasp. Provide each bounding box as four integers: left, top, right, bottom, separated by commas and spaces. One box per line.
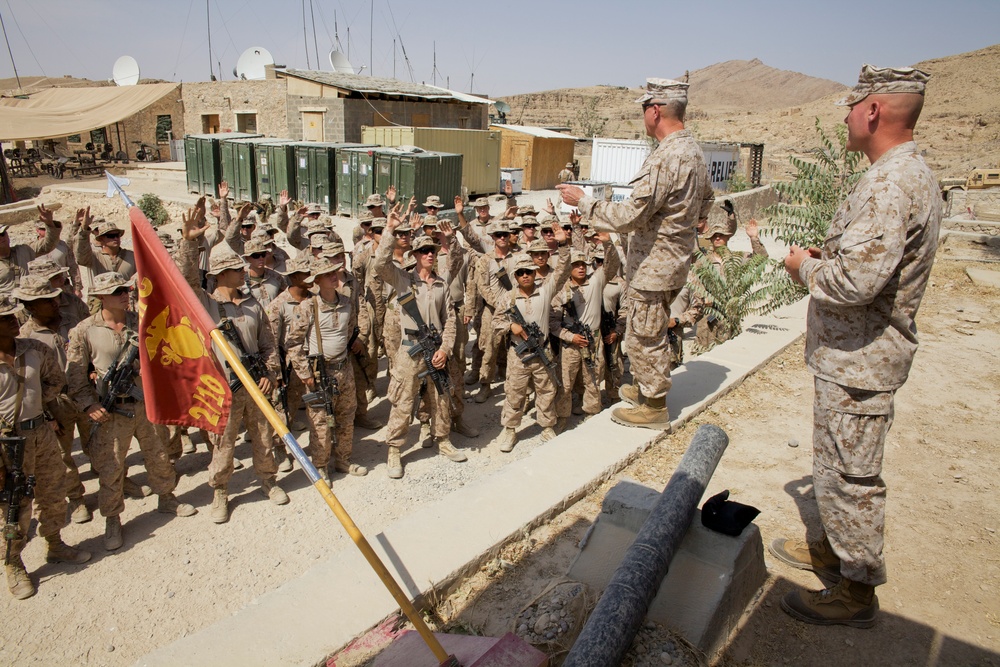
302, 0, 311, 68
309, 0, 320, 69
206, 0, 215, 80
0, 7, 22, 91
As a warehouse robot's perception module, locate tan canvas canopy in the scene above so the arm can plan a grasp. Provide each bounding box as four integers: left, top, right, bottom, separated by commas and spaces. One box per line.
0, 83, 178, 141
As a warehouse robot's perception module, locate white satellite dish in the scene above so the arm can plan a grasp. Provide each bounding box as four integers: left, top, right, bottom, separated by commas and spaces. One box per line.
235, 47, 274, 80
112, 55, 140, 86
494, 101, 511, 116
329, 49, 355, 74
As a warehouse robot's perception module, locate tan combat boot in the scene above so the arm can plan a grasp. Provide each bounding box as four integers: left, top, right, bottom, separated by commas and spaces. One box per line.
769, 535, 842, 581
539, 427, 557, 442
474, 383, 493, 404
611, 395, 672, 431
451, 417, 479, 438
781, 578, 879, 628
555, 417, 568, 434
260, 479, 290, 505
334, 461, 369, 477
437, 437, 468, 463
123, 477, 152, 499
419, 421, 433, 448
68, 497, 92, 524
5, 557, 35, 600
354, 413, 384, 431
105, 515, 124, 550
158, 493, 198, 517
493, 427, 518, 453
210, 488, 229, 524
618, 384, 639, 407
45, 536, 92, 565
387, 447, 403, 479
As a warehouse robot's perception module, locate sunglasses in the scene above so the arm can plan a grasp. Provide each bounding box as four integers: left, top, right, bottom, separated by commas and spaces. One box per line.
248, 252, 267, 259
514, 269, 535, 277
642, 102, 659, 111
361, 221, 372, 227
492, 232, 510, 239
111, 287, 130, 296
396, 231, 412, 238
414, 247, 436, 255
540, 228, 555, 235
101, 231, 123, 240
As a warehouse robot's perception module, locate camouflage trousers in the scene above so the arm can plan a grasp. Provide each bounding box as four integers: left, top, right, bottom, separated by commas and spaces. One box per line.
623, 287, 679, 400
2, 424, 68, 554
813, 378, 894, 586
91, 402, 177, 517
500, 347, 559, 429
479, 305, 508, 385
385, 348, 451, 450
304, 359, 357, 470
49, 393, 91, 501
208, 387, 277, 489
602, 336, 624, 397
557, 341, 604, 419
467, 298, 484, 380
273, 371, 306, 426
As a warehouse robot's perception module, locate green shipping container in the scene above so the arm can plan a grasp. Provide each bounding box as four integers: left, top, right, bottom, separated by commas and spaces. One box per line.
221, 136, 267, 202
338, 147, 380, 218
293, 142, 374, 213
255, 140, 296, 203
184, 132, 261, 196
373, 148, 463, 213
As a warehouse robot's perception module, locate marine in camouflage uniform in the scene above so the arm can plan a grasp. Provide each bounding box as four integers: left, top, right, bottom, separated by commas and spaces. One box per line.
66, 273, 196, 551
559, 77, 714, 429
374, 219, 466, 479
0, 295, 91, 600
774, 64, 940, 627
0, 204, 61, 296
285, 256, 368, 480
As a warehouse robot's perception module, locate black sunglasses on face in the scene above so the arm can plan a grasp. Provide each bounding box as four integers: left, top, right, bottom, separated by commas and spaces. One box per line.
414, 247, 436, 255
515, 269, 535, 277
248, 252, 267, 259
540, 228, 555, 235
396, 231, 412, 238
111, 287, 130, 296
492, 232, 510, 239
102, 231, 123, 240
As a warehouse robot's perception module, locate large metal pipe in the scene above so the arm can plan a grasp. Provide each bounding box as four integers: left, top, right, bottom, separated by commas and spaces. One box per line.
563, 424, 729, 667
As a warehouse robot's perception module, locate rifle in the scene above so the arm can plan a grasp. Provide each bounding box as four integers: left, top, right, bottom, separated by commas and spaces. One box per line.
346, 325, 371, 386
277, 347, 291, 424
600, 309, 617, 368
397, 291, 450, 397
100, 332, 143, 418
561, 300, 597, 370
218, 318, 268, 393
507, 304, 562, 388
0, 432, 34, 565
300, 298, 338, 426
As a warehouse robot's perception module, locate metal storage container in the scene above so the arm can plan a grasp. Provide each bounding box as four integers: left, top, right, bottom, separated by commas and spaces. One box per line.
183, 132, 261, 196
560, 180, 609, 214
499, 168, 523, 195
361, 126, 500, 196
591, 138, 651, 185
699, 142, 740, 190
371, 148, 463, 214
294, 142, 374, 213
220, 136, 268, 202
255, 140, 296, 204
337, 147, 380, 218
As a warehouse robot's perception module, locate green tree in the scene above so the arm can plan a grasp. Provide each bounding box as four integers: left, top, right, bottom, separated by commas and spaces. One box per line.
575, 97, 607, 138
138, 193, 169, 227
763, 118, 867, 248
689, 249, 804, 350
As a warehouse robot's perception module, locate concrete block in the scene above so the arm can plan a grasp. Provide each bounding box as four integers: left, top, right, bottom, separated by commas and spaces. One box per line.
567, 479, 766, 656
966, 267, 1000, 288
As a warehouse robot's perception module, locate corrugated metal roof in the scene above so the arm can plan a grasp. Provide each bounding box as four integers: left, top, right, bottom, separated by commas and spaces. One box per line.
492, 124, 579, 140
282, 69, 490, 104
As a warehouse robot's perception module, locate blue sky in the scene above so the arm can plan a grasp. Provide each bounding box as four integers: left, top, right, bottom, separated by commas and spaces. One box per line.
1, 0, 997, 97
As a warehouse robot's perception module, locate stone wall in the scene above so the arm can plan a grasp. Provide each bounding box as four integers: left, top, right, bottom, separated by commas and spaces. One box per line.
705, 184, 779, 228
180, 80, 288, 137
946, 187, 1000, 219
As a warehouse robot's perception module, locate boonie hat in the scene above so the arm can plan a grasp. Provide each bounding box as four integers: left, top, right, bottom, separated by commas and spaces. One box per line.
513, 254, 536, 273
280, 255, 313, 276
0, 295, 24, 317
242, 238, 270, 257
14, 275, 61, 302
306, 256, 344, 282
207, 251, 246, 276
365, 194, 385, 208
93, 220, 123, 238
526, 239, 550, 254
90, 271, 135, 295
423, 195, 443, 209
27, 258, 69, 280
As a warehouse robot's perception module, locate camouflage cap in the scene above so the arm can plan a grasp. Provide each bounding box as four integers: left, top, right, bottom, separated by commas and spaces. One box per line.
257, 222, 279, 236
280, 254, 313, 276
591, 247, 606, 261
0, 295, 24, 317
836, 64, 930, 106
304, 202, 323, 216
423, 195, 443, 209
570, 250, 589, 265
320, 241, 347, 259
412, 235, 440, 254
365, 193, 385, 208
358, 209, 374, 222
526, 239, 550, 254
207, 251, 246, 276
27, 257, 69, 279
566, 162, 574, 169
509, 219, 523, 231
14, 274, 61, 302
401, 251, 417, 271
701, 217, 736, 239
90, 271, 135, 295
513, 254, 536, 273
242, 238, 270, 256
93, 220, 123, 238
520, 214, 539, 227
516, 204, 537, 216
306, 220, 328, 236
309, 233, 330, 248
471, 197, 490, 208
240, 212, 258, 226
370, 217, 387, 230
306, 256, 345, 282
635, 77, 689, 105
394, 220, 414, 234
421, 215, 440, 230
485, 220, 511, 236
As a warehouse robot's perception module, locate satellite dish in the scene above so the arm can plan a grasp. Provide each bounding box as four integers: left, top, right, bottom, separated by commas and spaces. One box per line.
112, 55, 140, 86
235, 47, 274, 80
494, 101, 511, 116
329, 49, 355, 74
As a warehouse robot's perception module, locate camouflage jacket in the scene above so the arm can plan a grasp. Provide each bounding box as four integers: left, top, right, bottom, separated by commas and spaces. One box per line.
799, 141, 941, 391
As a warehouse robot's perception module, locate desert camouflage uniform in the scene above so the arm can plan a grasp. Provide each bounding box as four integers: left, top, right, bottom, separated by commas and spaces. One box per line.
0, 223, 60, 295
354, 241, 385, 387
285, 287, 362, 471
668, 282, 704, 368
266, 290, 308, 425
496, 247, 571, 429
0, 339, 70, 552
66, 312, 177, 518
601, 278, 626, 397
797, 141, 941, 586
73, 236, 137, 294
578, 129, 713, 400
374, 232, 457, 451
553, 244, 620, 419
244, 268, 287, 311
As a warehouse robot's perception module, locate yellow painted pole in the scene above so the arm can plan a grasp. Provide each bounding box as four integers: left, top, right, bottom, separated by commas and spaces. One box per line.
209, 329, 455, 665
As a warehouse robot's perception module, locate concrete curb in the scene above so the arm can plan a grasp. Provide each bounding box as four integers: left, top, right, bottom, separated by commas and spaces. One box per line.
137, 300, 807, 667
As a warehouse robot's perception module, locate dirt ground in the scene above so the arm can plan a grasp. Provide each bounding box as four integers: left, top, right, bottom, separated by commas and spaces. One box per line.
418, 257, 1000, 667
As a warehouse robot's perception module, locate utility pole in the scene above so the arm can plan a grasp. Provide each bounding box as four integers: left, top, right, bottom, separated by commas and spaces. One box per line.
0, 7, 22, 91
206, 0, 215, 80
369, 0, 374, 76
302, 0, 311, 68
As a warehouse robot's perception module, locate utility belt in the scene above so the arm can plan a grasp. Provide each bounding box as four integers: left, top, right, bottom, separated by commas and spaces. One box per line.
13, 415, 45, 432
322, 356, 350, 372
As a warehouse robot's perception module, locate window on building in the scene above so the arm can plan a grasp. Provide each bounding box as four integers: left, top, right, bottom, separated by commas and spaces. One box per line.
236, 113, 257, 133
156, 115, 173, 144
457, 117, 469, 129
67, 134, 82, 144
90, 128, 108, 146
202, 114, 220, 134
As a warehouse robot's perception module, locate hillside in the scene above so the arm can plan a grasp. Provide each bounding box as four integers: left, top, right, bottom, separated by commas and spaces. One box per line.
497, 45, 1000, 179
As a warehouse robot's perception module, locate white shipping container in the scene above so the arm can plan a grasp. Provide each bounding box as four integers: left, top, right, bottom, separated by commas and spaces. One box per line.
561, 180, 609, 214
591, 138, 650, 185
700, 142, 740, 190
500, 167, 524, 195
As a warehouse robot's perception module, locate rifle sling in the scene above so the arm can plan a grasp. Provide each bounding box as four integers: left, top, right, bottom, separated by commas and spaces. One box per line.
312, 296, 325, 358
496, 266, 512, 291
397, 290, 427, 333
